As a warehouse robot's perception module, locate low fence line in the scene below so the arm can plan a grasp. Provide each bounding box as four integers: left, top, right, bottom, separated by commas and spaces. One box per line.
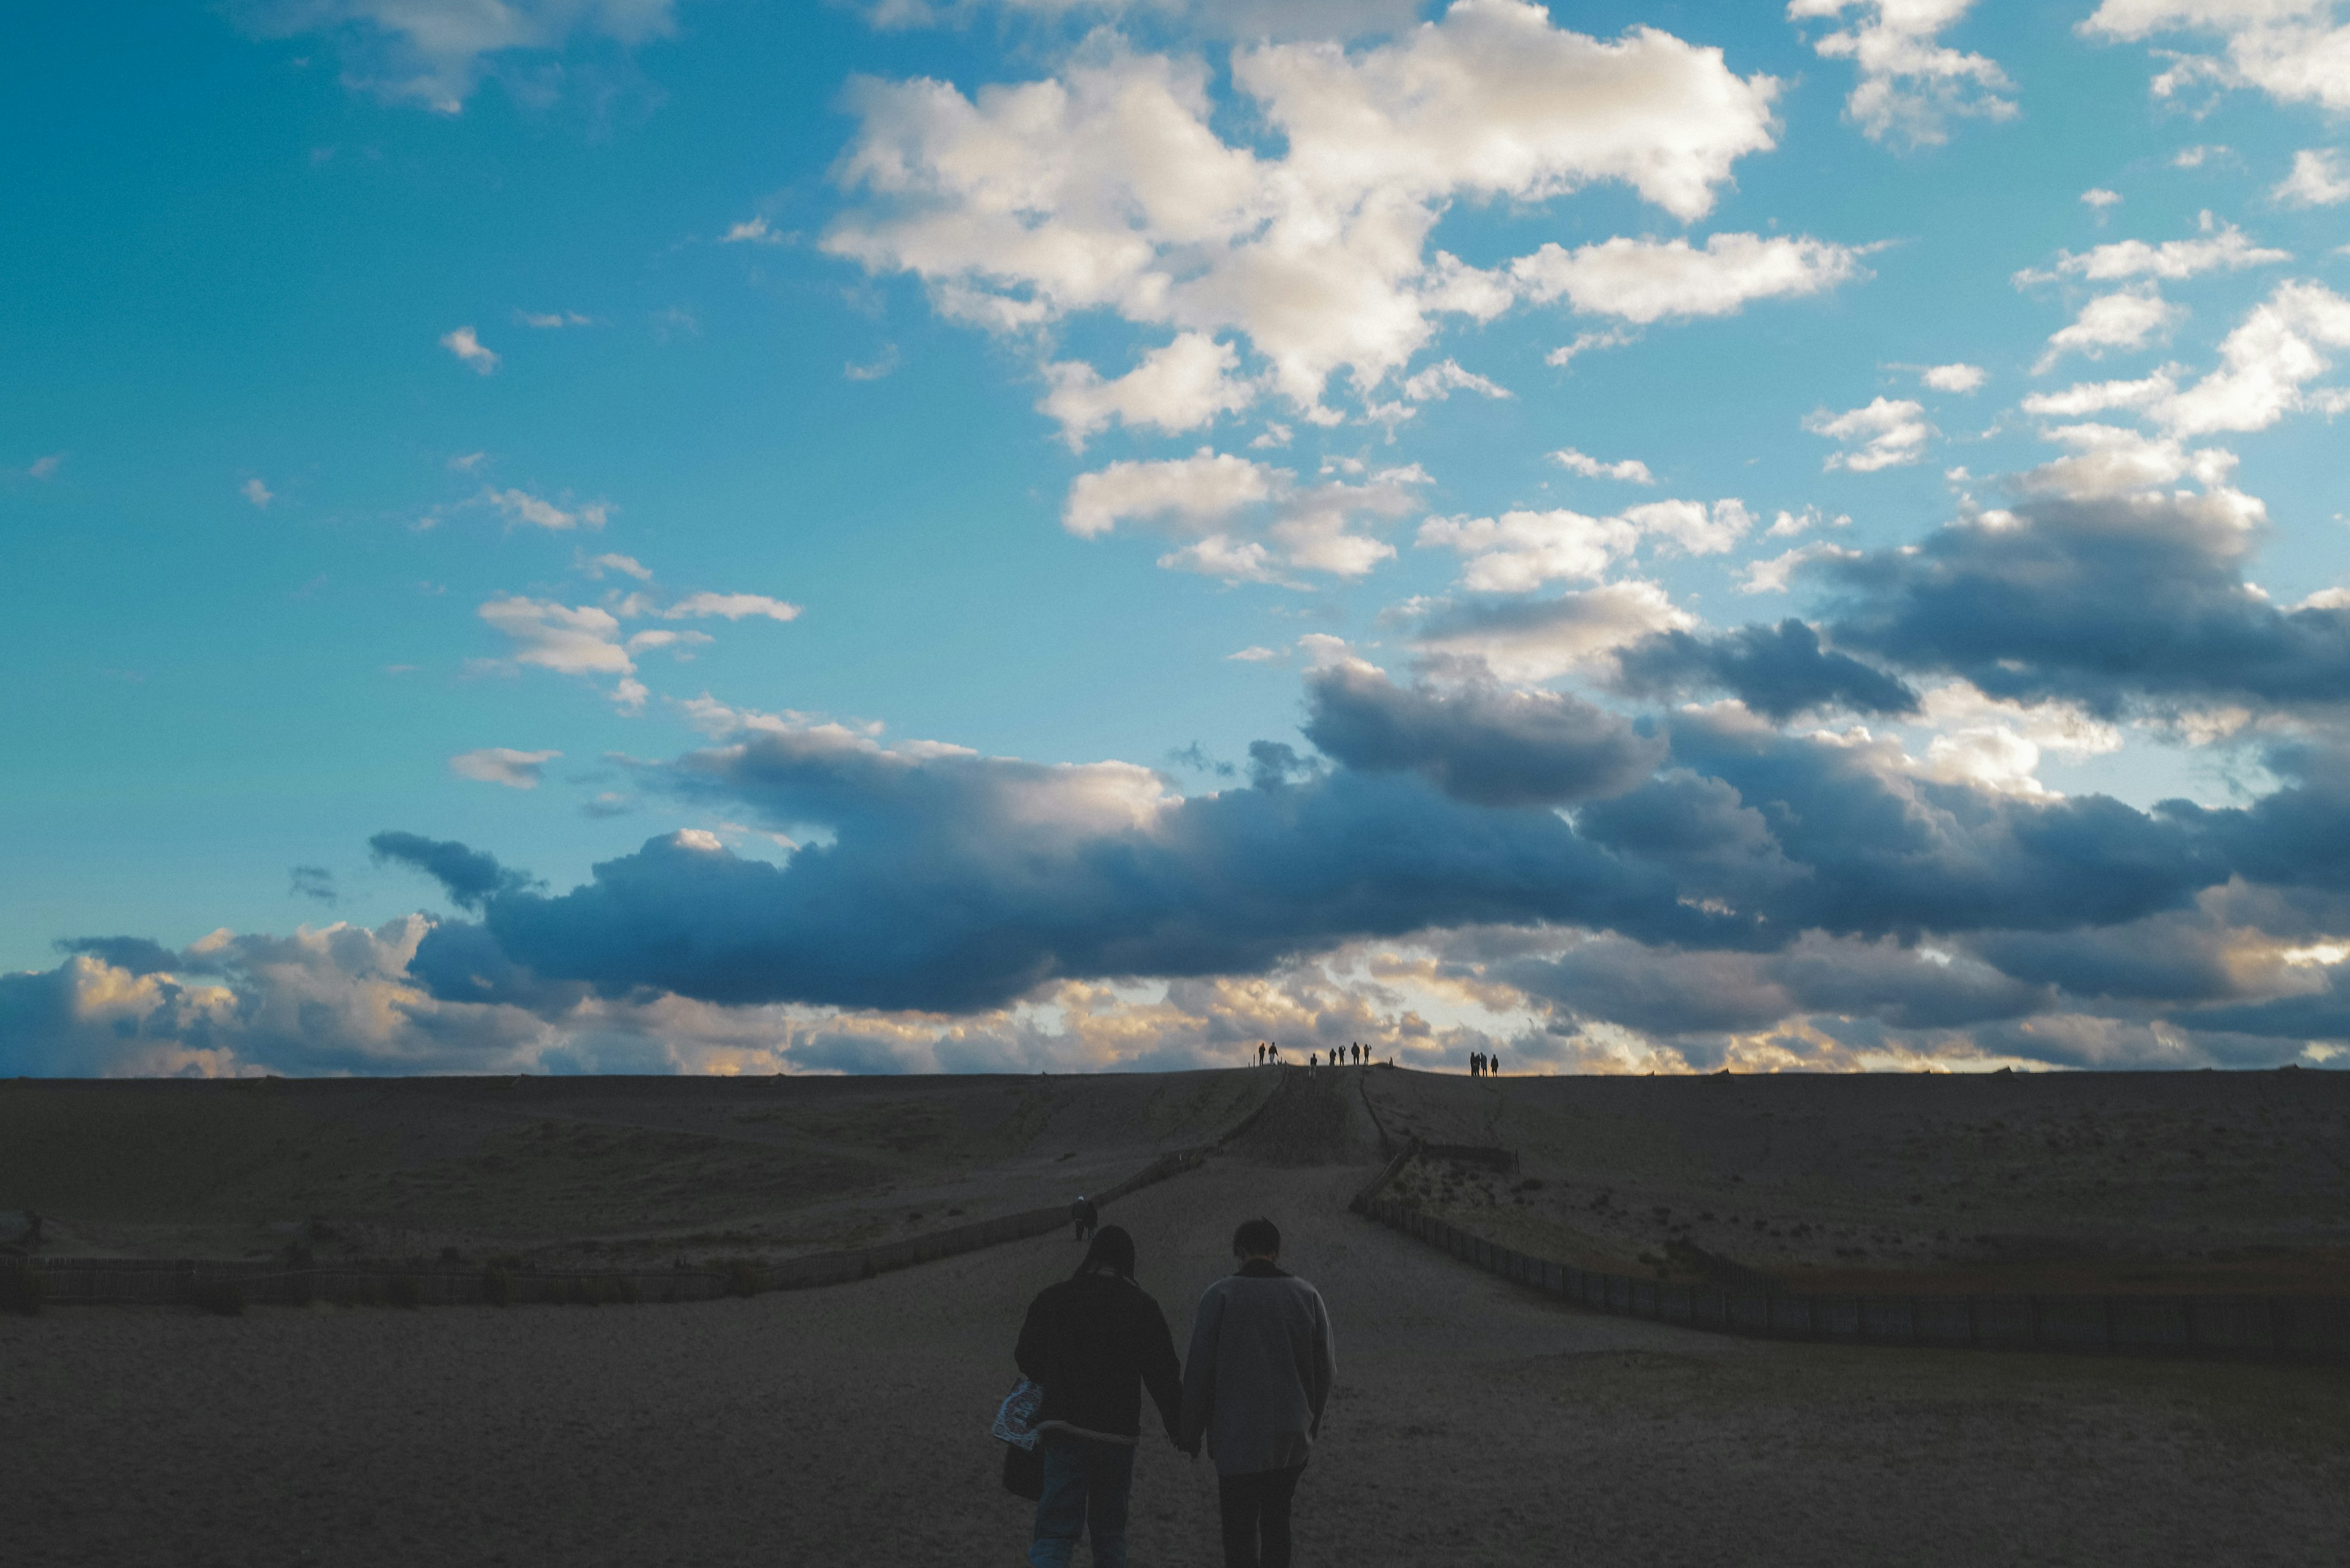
15, 1144, 1212, 1311
1356, 1190, 2350, 1365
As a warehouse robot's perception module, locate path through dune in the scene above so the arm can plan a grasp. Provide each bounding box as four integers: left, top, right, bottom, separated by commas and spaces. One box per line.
7, 1147, 2346, 1567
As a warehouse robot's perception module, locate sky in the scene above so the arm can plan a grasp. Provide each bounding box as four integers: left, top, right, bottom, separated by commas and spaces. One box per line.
4, 0, 2350, 1078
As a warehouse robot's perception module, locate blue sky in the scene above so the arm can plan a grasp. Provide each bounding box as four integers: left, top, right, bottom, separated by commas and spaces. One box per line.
6, 0, 2350, 1077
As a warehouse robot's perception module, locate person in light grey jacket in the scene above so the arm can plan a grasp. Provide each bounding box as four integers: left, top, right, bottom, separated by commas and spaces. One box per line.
1179, 1218, 1335, 1568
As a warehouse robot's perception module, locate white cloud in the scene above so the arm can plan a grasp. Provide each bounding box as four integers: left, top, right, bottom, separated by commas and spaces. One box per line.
1549, 448, 1654, 483
2015, 422, 2238, 499
478, 597, 634, 678
1064, 449, 1278, 539
439, 325, 501, 374
1912, 682, 2122, 797
448, 450, 488, 471
2014, 217, 2290, 285
1411, 579, 1696, 682
1788, 0, 2018, 146
826, 4, 1781, 409
1510, 233, 1864, 324
1226, 645, 1280, 662
1040, 334, 1255, 449
1806, 397, 1934, 471
26, 452, 64, 480
1624, 497, 1755, 556
624, 628, 715, 655
449, 747, 562, 789
845, 345, 901, 381
2275, 148, 2350, 206
2082, 187, 2124, 209
2083, 1, 2350, 114
1545, 327, 1636, 367
241, 477, 274, 508
722, 216, 783, 244
1766, 505, 1848, 536
2020, 370, 2179, 419
2036, 286, 2184, 371
1400, 359, 1510, 402
1737, 540, 1861, 594
663, 592, 804, 622
482, 487, 609, 531
1417, 496, 1747, 589
2161, 279, 2350, 436
586, 552, 654, 581
1250, 422, 1292, 449
1920, 361, 1986, 392
518, 310, 594, 327
2173, 143, 2225, 167
1065, 450, 1428, 582
237, 0, 682, 114
1417, 508, 1639, 591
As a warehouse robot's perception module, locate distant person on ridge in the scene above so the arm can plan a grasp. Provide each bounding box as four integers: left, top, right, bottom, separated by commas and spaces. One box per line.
1181, 1218, 1336, 1568
1072, 1195, 1099, 1243
1015, 1225, 1184, 1568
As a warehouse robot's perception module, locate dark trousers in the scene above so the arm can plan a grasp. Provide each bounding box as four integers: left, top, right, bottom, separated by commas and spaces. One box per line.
1217, 1465, 1304, 1568
1031, 1433, 1135, 1567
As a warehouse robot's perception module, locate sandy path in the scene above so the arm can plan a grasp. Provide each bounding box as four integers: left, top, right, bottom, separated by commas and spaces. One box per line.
6, 1156, 2344, 1567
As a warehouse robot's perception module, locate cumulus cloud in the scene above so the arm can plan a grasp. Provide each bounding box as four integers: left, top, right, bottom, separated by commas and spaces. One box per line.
2013, 217, 2290, 285
2082, 187, 2124, 209
439, 325, 500, 373
1066, 449, 1425, 580
1398, 359, 1510, 403
1807, 396, 1934, 471
1409, 580, 1695, 682
1550, 448, 1654, 483
482, 487, 609, 531
1039, 334, 1255, 449
477, 596, 635, 679
1787, 0, 2018, 146
234, 0, 681, 114
663, 592, 804, 622
1302, 659, 1664, 806
2275, 148, 2350, 206
2035, 286, 2185, 372
721, 216, 782, 244
450, 747, 562, 789
1509, 233, 1864, 324
825, 2, 1781, 409
518, 309, 595, 327
241, 477, 274, 507
2160, 280, 2350, 436
1920, 362, 1986, 392
1417, 498, 1748, 591
2082, 0, 2350, 114
1613, 618, 1919, 719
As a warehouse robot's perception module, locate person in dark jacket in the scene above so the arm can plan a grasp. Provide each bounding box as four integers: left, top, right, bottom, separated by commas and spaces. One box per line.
1072, 1194, 1099, 1242
1180, 1218, 1335, 1568
1014, 1225, 1184, 1568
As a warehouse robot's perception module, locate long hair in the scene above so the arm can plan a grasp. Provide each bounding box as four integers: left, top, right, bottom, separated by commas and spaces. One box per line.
1073, 1224, 1136, 1281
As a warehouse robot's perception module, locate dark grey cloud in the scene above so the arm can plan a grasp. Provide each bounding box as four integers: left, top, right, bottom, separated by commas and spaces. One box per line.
1302, 661, 1665, 805
1613, 619, 1918, 720
406, 726, 1731, 1014
1502, 932, 2050, 1038
289, 865, 338, 905
1815, 490, 2350, 716
1577, 709, 2231, 939
369, 831, 532, 910
52, 935, 196, 976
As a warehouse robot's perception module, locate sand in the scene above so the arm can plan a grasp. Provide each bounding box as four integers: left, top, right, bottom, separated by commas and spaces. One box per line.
7, 1152, 2346, 1567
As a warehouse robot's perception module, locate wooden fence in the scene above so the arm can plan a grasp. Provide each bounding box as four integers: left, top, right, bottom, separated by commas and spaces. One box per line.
1354, 1148, 2350, 1364
16, 1145, 1210, 1311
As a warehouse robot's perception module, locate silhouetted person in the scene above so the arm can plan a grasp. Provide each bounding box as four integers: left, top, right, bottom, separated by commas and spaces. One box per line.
1256, 1043, 1266, 1066
1182, 1219, 1335, 1568
1072, 1195, 1099, 1243
1016, 1226, 1184, 1568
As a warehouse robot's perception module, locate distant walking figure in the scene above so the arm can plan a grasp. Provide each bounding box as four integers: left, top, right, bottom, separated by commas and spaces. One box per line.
1015, 1226, 1185, 1568
1256, 1043, 1266, 1066
1490, 1050, 1501, 1075
1181, 1219, 1336, 1568
1072, 1195, 1099, 1243
1469, 1052, 1482, 1078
